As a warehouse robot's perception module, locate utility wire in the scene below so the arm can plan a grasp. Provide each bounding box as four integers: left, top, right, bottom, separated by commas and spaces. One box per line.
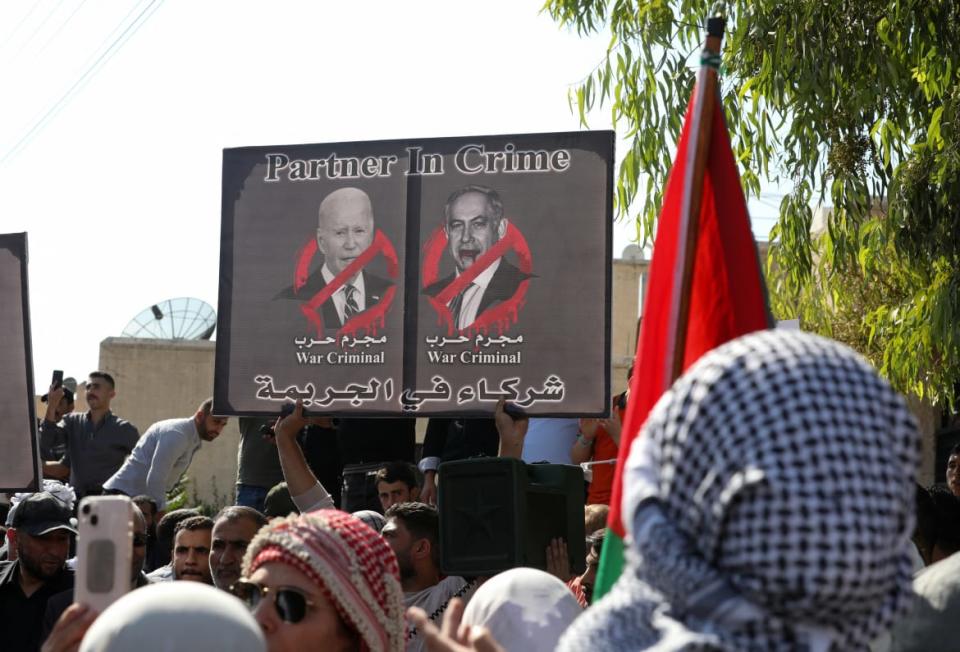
0, 0, 164, 165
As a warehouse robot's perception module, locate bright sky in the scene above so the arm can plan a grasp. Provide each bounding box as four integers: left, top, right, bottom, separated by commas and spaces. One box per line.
0, 0, 779, 388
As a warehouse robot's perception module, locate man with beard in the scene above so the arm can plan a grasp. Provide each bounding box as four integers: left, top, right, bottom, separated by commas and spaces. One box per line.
172, 516, 214, 584
41, 372, 139, 497
208, 506, 267, 591
104, 398, 229, 516
0, 492, 75, 651
41, 503, 152, 641
381, 502, 475, 652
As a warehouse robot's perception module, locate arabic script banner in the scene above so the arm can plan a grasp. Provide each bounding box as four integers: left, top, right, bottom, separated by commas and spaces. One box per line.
0, 233, 41, 491
216, 131, 613, 416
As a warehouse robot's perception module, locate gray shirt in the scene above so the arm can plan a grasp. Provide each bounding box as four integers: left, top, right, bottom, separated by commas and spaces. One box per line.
236, 417, 284, 488
103, 416, 202, 510
41, 411, 139, 496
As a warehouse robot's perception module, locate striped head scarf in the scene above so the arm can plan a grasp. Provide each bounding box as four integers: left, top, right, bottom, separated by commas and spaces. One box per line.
559, 330, 919, 652
244, 509, 405, 652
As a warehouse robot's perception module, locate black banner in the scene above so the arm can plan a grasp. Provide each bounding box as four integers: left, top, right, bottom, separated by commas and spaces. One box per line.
215, 131, 613, 416
0, 232, 41, 491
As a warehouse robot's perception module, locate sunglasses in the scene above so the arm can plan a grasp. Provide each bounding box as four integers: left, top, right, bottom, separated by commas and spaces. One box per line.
133, 534, 148, 547
231, 579, 316, 623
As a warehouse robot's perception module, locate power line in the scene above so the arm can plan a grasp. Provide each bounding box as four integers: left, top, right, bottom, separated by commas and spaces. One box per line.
0, 0, 164, 165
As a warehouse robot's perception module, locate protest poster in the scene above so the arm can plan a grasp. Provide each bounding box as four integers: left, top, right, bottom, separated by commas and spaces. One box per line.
215, 131, 613, 417
0, 232, 41, 491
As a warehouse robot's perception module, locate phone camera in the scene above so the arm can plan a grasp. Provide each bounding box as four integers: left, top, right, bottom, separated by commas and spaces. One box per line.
82, 504, 91, 515
90, 515, 99, 526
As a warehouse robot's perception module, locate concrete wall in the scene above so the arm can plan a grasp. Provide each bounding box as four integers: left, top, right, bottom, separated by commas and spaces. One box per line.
98, 338, 237, 510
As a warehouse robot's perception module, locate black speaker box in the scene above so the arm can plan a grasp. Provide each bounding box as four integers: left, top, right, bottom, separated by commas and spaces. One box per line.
438, 457, 586, 576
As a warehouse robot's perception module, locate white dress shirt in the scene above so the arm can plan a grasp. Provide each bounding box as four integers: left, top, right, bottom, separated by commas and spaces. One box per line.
322, 264, 366, 324
453, 257, 500, 329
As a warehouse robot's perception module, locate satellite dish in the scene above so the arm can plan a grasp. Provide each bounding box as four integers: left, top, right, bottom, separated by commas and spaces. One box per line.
122, 297, 217, 340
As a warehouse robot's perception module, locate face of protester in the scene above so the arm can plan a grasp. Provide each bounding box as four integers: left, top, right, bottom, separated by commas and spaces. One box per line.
131, 511, 148, 583
316, 190, 375, 277
196, 412, 229, 442
948, 454, 960, 497
380, 517, 416, 581
210, 517, 261, 590
54, 396, 74, 421
173, 528, 213, 583
376, 481, 419, 512
14, 529, 71, 582
445, 191, 506, 272
84, 378, 115, 411
248, 561, 358, 652
578, 545, 601, 605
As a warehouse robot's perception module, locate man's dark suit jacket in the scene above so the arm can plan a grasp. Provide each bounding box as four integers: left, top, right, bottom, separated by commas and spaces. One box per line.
423, 258, 531, 325
276, 269, 393, 331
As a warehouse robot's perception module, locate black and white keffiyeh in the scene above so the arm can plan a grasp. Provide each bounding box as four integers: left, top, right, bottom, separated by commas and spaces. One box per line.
558, 330, 919, 652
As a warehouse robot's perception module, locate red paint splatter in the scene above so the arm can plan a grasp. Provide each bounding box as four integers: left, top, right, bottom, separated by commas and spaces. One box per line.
294, 229, 399, 341
422, 221, 532, 337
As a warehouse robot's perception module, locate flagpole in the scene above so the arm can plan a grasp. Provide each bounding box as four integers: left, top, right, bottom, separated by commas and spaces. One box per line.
665, 16, 726, 383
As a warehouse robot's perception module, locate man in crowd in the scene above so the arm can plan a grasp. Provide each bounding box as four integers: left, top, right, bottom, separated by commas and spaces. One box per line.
419, 418, 499, 505
41, 502, 151, 640
946, 443, 960, 497
41, 372, 140, 497
0, 492, 75, 651
38, 386, 74, 462
375, 461, 420, 512
209, 506, 267, 591
235, 416, 285, 513
146, 508, 200, 581
172, 515, 213, 583
132, 495, 161, 571
381, 502, 475, 652
103, 398, 229, 513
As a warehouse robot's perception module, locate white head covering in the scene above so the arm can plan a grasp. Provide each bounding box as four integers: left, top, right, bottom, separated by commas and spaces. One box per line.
80, 582, 265, 652
462, 567, 582, 652
559, 331, 919, 652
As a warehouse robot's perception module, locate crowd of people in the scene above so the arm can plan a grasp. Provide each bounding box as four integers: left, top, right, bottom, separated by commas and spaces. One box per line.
2, 330, 960, 651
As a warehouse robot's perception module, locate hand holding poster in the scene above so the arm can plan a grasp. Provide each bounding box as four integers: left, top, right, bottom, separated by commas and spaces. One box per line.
216, 132, 613, 416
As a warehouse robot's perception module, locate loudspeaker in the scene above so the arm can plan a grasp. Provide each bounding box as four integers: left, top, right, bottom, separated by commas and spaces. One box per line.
438, 457, 585, 576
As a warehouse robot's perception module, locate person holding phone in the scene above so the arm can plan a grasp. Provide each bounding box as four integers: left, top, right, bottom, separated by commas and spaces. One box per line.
41, 371, 139, 498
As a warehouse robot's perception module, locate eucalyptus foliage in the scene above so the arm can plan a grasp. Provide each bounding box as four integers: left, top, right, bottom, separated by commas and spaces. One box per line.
546, 0, 959, 406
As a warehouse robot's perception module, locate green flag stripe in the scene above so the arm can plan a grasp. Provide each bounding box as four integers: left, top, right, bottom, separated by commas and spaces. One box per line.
593, 528, 625, 599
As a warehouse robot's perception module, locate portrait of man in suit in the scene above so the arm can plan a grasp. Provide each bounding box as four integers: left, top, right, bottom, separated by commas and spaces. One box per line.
424, 185, 531, 331
276, 187, 392, 331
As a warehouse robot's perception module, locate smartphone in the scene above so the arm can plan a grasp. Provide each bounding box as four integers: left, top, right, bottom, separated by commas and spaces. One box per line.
75, 496, 133, 613
51, 369, 63, 390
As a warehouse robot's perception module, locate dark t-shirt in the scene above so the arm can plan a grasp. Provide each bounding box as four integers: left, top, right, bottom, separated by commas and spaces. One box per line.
336, 418, 416, 466
236, 417, 284, 488
0, 560, 74, 652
